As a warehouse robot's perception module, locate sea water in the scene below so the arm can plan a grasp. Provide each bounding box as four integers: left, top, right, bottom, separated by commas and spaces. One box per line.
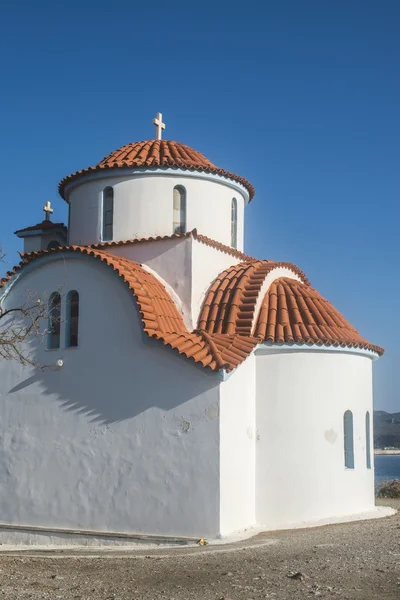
374, 455, 400, 485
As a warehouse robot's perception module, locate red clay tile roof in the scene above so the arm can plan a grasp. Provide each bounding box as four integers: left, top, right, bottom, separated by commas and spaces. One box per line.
198, 260, 309, 335
1, 248, 383, 365
254, 277, 383, 355
198, 265, 383, 356
90, 229, 256, 262
0, 246, 257, 372
58, 140, 255, 201
14, 220, 67, 235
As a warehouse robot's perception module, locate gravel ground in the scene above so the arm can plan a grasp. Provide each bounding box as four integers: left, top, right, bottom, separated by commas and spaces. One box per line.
0, 500, 399, 600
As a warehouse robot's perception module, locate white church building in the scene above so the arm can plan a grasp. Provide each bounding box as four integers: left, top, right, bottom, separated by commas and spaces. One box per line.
0, 114, 385, 543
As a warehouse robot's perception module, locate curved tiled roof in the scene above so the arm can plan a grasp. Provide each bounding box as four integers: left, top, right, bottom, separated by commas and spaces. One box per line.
198, 263, 383, 356
254, 277, 384, 355
0, 246, 258, 372
1, 247, 383, 368
198, 260, 309, 335
58, 140, 255, 200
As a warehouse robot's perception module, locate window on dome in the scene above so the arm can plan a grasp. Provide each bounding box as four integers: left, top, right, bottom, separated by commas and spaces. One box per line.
173, 186, 186, 234
66, 290, 79, 348
366, 411, 371, 469
343, 410, 355, 469
102, 187, 114, 241
231, 198, 238, 249
48, 292, 61, 350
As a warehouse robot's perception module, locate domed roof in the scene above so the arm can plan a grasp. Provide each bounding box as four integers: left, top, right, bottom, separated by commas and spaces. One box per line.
198, 262, 384, 355
58, 140, 255, 200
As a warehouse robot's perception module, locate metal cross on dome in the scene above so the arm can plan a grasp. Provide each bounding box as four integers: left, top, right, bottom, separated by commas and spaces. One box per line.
43, 201, 53, 221
153, 112, 166, 140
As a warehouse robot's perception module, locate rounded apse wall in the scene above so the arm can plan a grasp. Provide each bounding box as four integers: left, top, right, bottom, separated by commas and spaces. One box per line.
255, 348, 375, 529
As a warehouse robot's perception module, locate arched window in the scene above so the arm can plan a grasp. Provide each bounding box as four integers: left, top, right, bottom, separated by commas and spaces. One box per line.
48, 292, 61, 349
66, 291, 79, 348
102, 187, 114, 241
366, 411, 371, 469
47, 240, 60, 250
231, 198, 238, 249
343, 410, 355, 469
173, 186, 186, 234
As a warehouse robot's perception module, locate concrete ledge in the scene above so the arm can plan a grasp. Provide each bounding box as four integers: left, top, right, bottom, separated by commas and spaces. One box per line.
0, 522, 202, 548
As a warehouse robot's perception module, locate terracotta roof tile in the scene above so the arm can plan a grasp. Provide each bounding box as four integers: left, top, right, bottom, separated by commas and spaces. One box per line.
254, 277, 384, 355
198, 260, 309, 335
58, 140, 255, 200
14, 220, 67, 235
198, 264, 383, 356
1, 248, 382, 368
0, 246, 257, 372
90, 229, 256, 262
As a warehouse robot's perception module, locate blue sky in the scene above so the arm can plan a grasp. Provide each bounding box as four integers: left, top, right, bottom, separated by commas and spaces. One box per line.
1, 1, 399, 410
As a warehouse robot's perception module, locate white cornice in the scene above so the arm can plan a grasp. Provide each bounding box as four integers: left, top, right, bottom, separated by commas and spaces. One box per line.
255, 343, 379, 360
62, 167, 250, 204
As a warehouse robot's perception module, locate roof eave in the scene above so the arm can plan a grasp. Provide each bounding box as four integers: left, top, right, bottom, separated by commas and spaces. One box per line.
59, 165, 254, 202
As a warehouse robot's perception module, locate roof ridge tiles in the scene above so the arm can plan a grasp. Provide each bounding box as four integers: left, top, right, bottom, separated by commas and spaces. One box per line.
89, 230, 257, 262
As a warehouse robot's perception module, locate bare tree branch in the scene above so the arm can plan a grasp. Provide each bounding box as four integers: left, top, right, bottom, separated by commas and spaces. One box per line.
0, 246, 52, 367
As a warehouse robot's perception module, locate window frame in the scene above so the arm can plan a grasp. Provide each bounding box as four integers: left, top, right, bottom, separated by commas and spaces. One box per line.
343, 410, 355, 469
65, 290, 79, 348
173, 186, 187, 235
102, 186, 114, 242
47, 292, 61, 350
231, 198, 238, 249
366, 411, 372, 469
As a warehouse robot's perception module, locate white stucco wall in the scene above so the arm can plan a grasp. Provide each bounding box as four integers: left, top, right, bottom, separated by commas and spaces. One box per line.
104, 237, 193, 329
104, 237, 241, 330
19, 231, 67, 254
66, 170, 246, 250
191, 240, 241, 328
255, 348, 376, 530
0, 255, 222, 538
219, 355, 256, 536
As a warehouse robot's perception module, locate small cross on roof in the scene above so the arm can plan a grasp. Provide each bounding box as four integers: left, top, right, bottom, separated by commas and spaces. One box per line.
153, 112, 166, 140
43, 201, 53, 221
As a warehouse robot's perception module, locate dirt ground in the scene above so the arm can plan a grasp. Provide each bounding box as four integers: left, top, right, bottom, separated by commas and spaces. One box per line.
0, 500, 399, 600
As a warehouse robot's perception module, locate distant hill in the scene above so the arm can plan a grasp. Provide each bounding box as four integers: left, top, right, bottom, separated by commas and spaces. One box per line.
374, 411, 400, 449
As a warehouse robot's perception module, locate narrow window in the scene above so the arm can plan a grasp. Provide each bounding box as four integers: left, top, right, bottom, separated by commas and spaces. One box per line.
343, 410, 355, 469
366, 411, 371, 469
66, 291, 79, 348
173, 186, 186, 234
231, 198, 238, 248
67, 203, 71, 245
102, 187, 114, 241
48, 292, 61, 349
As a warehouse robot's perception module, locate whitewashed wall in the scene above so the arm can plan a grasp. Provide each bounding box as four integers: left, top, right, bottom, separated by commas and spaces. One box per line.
219, 354, 256, 535
105, 237, 193, 329
255, 348, 375, 529
191, 240, 241, 327
105, 238, 241, 329
0, 255, 221, 538
66, 171, 246, 250
20, 231, 67, 254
